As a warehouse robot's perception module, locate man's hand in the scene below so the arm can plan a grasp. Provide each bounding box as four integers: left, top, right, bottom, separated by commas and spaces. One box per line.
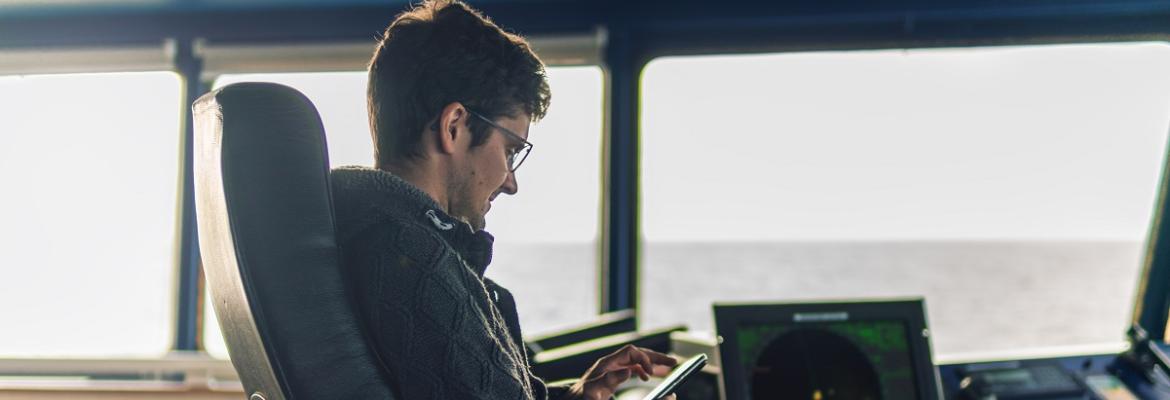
566, 344, 679, 400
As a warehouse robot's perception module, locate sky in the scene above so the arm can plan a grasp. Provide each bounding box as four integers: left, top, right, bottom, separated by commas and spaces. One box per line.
0, 72, 181, 356
643, 43, 1170, 241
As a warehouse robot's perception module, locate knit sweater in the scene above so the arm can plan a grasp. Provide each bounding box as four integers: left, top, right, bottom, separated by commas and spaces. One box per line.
330, 166, 569, 400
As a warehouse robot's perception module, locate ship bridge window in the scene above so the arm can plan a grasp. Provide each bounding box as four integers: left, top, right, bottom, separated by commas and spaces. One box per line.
0, 71, 182, 358
640, 42, 1170, 360
204, 67, 604, 358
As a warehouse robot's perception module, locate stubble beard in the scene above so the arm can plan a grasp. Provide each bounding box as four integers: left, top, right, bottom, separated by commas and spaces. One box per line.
449, 172, 487, 232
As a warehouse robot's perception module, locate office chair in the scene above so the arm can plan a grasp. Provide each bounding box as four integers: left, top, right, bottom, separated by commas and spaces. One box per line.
193, 82, 396, 400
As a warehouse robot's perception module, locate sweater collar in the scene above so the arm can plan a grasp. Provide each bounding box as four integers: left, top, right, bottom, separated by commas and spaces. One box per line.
421, 205, 495, 277
330, 166, 495, 276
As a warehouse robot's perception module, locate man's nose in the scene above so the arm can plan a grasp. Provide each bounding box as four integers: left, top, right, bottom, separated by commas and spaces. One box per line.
499, 170, 518, 195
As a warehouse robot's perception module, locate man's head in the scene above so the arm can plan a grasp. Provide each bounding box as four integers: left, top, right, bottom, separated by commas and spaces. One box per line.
368, 0, 550, 230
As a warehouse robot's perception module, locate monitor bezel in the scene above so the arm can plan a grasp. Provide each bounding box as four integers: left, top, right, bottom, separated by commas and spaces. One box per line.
713, 298, 942, 400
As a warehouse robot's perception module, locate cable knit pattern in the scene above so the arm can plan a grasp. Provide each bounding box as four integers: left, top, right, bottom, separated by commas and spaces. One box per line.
331, 166, 566, 400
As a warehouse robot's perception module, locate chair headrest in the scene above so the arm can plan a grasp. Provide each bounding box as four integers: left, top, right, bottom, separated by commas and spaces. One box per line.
193, 82, 394, 400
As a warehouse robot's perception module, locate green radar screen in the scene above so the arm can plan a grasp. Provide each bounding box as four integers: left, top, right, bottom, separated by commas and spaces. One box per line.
737, 321, 918, 400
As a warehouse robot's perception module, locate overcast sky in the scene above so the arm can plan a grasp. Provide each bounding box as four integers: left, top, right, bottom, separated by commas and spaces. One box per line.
642, 43, 1170, 241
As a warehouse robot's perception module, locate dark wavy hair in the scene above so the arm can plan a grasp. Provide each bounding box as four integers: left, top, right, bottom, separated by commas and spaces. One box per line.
367, 0, 551, 166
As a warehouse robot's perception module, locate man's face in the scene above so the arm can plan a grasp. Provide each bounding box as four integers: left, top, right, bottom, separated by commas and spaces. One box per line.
450, 112, 530, 231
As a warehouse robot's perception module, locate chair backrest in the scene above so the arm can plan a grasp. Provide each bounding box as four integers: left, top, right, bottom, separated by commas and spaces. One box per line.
193, 82, 395, 400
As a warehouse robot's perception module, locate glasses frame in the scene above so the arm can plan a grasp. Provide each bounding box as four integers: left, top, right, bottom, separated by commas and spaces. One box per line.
466, 108, 534, 172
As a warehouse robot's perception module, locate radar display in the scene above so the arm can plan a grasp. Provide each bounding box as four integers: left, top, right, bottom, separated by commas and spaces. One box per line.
736, 321, 918, 399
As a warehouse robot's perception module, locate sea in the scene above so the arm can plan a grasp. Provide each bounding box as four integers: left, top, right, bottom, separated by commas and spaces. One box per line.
488, 240, 1145, 362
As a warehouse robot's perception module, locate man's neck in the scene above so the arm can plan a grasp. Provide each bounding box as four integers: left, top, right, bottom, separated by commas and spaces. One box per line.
380, 163, 450, 213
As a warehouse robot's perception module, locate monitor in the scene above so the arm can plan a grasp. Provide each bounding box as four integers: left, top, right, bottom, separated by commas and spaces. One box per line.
714, 298, 941, 400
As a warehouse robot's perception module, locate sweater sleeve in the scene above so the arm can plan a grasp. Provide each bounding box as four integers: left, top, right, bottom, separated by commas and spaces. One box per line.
344, 223, 538, 400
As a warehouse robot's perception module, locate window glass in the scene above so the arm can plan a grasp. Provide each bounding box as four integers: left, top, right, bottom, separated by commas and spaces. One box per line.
205, 67, 603, 358
0, 72, 181, 357
640, 43, 1170, 360
486, 66, 604, 336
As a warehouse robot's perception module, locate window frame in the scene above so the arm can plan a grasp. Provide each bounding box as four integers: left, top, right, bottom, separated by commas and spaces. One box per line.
1, 1, 1169, 369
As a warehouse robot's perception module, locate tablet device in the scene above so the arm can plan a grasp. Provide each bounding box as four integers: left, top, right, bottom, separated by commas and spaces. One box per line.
642, 353, 708, 400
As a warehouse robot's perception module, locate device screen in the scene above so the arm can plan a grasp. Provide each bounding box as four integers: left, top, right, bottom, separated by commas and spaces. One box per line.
734, 320, 919, 400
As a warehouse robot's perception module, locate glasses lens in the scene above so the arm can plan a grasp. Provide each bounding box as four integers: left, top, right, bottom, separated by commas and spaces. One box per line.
511, 144, 531, 171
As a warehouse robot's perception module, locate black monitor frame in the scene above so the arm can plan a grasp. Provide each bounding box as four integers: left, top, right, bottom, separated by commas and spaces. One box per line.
714, 298, 942, 400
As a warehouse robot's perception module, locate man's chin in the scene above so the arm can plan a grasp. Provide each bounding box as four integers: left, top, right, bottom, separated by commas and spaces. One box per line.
467, 212, 487, 232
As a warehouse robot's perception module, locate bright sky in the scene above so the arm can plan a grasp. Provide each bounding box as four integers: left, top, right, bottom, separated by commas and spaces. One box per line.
0, 72, 180, 357
643, 42, 1170, 241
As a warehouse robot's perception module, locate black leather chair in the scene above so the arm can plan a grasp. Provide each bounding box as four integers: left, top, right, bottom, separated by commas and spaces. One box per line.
193, 82, 395, 400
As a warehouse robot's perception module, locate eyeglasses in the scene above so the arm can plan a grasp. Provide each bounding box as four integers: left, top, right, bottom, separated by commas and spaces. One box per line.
466, 109, 534, 172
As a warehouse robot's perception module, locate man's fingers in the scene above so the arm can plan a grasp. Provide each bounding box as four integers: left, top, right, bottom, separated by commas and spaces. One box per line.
581, 347, 686, 400
599, 360, 647, 381
650, 364, 672, 377
593, 345, 680, 381
606, 364, 649, 382
621, 345, 676, 366
639, 347, 678, 367
630, 364, 650, 381
630, 347, 655, 375
618, 345, 671, 373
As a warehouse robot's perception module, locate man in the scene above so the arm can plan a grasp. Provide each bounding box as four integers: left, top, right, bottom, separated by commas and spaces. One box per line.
330, 1, 678, 399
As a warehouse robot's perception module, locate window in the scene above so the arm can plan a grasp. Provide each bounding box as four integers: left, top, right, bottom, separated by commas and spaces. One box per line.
484, 66, 604, 336
640, 43, 1170, 360
204, 66, 604, 357
212, 72, 374, 168
0, 72, 182, 357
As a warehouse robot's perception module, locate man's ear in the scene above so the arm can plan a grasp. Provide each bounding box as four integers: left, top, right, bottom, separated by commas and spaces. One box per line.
435, 102, 468, 155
